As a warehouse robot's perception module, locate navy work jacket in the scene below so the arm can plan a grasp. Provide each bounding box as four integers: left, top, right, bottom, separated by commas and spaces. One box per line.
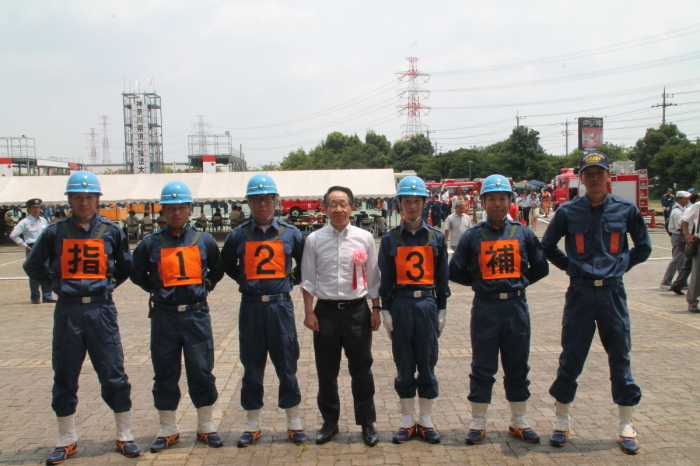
541, 194, 651, 279
449, 218, 549, 294
379, 221, 450, 310
221, 218, 304, 295
130, 224, 224, 306
24, 215, 131, 297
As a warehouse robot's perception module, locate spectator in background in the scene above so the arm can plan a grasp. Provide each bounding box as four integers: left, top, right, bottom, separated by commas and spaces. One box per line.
426, 195, 443, 228
670, 193, 700, 294
541, 188, 552, 218
444, 200, 472, 251
661, 188, 675, 225
660, 191, 690, 291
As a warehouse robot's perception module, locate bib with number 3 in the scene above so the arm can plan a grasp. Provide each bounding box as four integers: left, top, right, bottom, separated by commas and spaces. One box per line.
395, 246, 434, 285
159, 246, 203, 287
244, 241, 286, 279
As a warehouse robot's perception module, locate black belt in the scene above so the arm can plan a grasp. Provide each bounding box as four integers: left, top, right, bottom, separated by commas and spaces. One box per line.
393, 289, 436, 298
241, 293, 290, 303
571, 278, 622, 287
318, 297, 366, 309
156, 301, 208, 312
57, 294, 113, 304
474, 290, 525, 300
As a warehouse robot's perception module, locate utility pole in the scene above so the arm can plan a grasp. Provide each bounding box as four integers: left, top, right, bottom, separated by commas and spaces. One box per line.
651, 87, 677, 126
516, 111, 526, 127
561, 119, 573, 156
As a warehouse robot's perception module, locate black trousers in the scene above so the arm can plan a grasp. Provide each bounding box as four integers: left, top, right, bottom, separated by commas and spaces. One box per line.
313, 299, 376, 426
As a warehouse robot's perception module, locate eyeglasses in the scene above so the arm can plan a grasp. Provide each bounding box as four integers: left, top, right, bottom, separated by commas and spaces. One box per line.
250, 195, 276, 204
328, 203, 351, 210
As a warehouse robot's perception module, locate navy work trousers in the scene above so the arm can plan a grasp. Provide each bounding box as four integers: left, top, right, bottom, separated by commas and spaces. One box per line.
468, 296, 531, 404
549, 284, 641, 406
26, 246, 52, 302
239, 298, 301, 411
313, 299, 376, 426
390, 294, 439, 399
52, 299, 132, 417
151, 306, 217, 411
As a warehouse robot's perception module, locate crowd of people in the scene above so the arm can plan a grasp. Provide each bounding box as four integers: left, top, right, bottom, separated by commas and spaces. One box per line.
13, 150, 655, 465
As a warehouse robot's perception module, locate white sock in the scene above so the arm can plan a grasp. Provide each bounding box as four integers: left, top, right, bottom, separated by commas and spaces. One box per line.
285, 405, 303, 431
56, 414, 78, 447
196, 406, 216, 434
156, 410, 180, 438
399, 398, 416, 428
114, 411, 134, 441
418, 398, 434, 428
245, 409, 261, 432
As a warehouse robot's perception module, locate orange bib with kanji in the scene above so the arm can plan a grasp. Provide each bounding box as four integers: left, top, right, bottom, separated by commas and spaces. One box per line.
159, 246, 203, 287
396, 246, 435, 285
244, 241, 286, 279
479, 239, 521, 279
61, 239, 108, 279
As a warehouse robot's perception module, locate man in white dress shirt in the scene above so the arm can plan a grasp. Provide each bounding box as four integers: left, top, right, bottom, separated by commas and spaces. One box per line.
301, 185, 382, 447
681, 196, 700, 312
10, 198, 54, 304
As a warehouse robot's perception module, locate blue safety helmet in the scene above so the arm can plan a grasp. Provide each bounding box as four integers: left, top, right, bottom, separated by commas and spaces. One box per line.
160, 181, 193, 204
480, 174, 513, 200
246, 174, 278, 197
65, 171, 102, 195
396, 176, 429, 198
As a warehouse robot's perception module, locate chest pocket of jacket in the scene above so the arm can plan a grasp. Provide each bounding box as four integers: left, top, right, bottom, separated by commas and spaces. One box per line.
604, 221, 626, 254
569, 221, 590, 254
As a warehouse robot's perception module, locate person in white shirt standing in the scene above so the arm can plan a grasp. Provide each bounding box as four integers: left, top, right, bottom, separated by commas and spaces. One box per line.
444, 200, 472, 251
681, 195, 700, 312
11, 198, 54, 304
301, 185, 382, 447
660, 191, 690, 290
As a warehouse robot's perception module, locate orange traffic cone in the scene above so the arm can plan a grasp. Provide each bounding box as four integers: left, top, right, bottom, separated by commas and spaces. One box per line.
650, 211, 657, 228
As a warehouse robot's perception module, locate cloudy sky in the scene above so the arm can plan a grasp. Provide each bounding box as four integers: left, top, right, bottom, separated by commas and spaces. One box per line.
1, 0, 699, 169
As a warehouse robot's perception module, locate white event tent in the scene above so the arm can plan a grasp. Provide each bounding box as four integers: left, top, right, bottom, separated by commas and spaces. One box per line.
0, 169, 398, 204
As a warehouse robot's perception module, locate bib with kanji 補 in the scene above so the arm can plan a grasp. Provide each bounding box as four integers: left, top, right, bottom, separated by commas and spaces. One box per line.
479, 239, 521, 279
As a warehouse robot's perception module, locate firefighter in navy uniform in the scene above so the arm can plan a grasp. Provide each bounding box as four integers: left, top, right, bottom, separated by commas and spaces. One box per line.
449, 174, 549, 446
23, 171, 141, 465
541, 151, 651, 455
130, 181, 225, 452
378, 176, 450, 444
221, 174, 307, 447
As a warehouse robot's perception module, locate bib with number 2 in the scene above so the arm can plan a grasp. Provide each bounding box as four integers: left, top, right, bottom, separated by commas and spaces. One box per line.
244, 241, 286, 279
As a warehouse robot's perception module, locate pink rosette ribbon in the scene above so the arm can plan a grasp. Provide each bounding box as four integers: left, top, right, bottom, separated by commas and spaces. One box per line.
352, 249, 368, 290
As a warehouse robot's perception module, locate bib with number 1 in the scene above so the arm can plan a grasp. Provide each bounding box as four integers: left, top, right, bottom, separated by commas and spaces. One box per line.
395, 246, 434, 285
159, 246, 203, 287
244, 241, 286, 279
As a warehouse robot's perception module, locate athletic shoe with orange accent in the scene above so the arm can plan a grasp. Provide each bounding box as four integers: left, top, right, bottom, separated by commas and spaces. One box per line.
150, 433, 180, 453
237, 430, 261, 448
549, 429, 569, 447
46, 442, 77, 465
115, 440, 141, 457
392, 425, 416, 444
287, 429, 309, 445
197, 432, 223, 448
508, 426, 540, 443
417, 425, 441, 444
465, 429, 486, 445
619, 436, 640, 455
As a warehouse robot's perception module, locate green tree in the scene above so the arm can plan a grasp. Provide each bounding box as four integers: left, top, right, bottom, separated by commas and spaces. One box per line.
280, 148, 314, 170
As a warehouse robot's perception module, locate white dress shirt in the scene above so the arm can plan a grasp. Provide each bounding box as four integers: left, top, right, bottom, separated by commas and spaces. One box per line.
682, 202, 700, 237
301, 224, 380, 300
669, 203, 686, 233
10, 214, 49, 248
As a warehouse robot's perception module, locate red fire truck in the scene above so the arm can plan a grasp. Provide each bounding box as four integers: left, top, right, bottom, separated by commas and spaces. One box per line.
279, 199, 326, 217
552, 161, 648, 215
425, 179, 482, 195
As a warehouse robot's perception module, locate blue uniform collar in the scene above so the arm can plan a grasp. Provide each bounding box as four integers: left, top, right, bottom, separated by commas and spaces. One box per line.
582, 193, 611, 208
163, 223, 192, 238
247, 217, 281, 232
398, 220, 430, 235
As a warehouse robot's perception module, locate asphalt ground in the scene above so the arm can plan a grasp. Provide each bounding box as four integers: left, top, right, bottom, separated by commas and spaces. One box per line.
0, 217, 698, 465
